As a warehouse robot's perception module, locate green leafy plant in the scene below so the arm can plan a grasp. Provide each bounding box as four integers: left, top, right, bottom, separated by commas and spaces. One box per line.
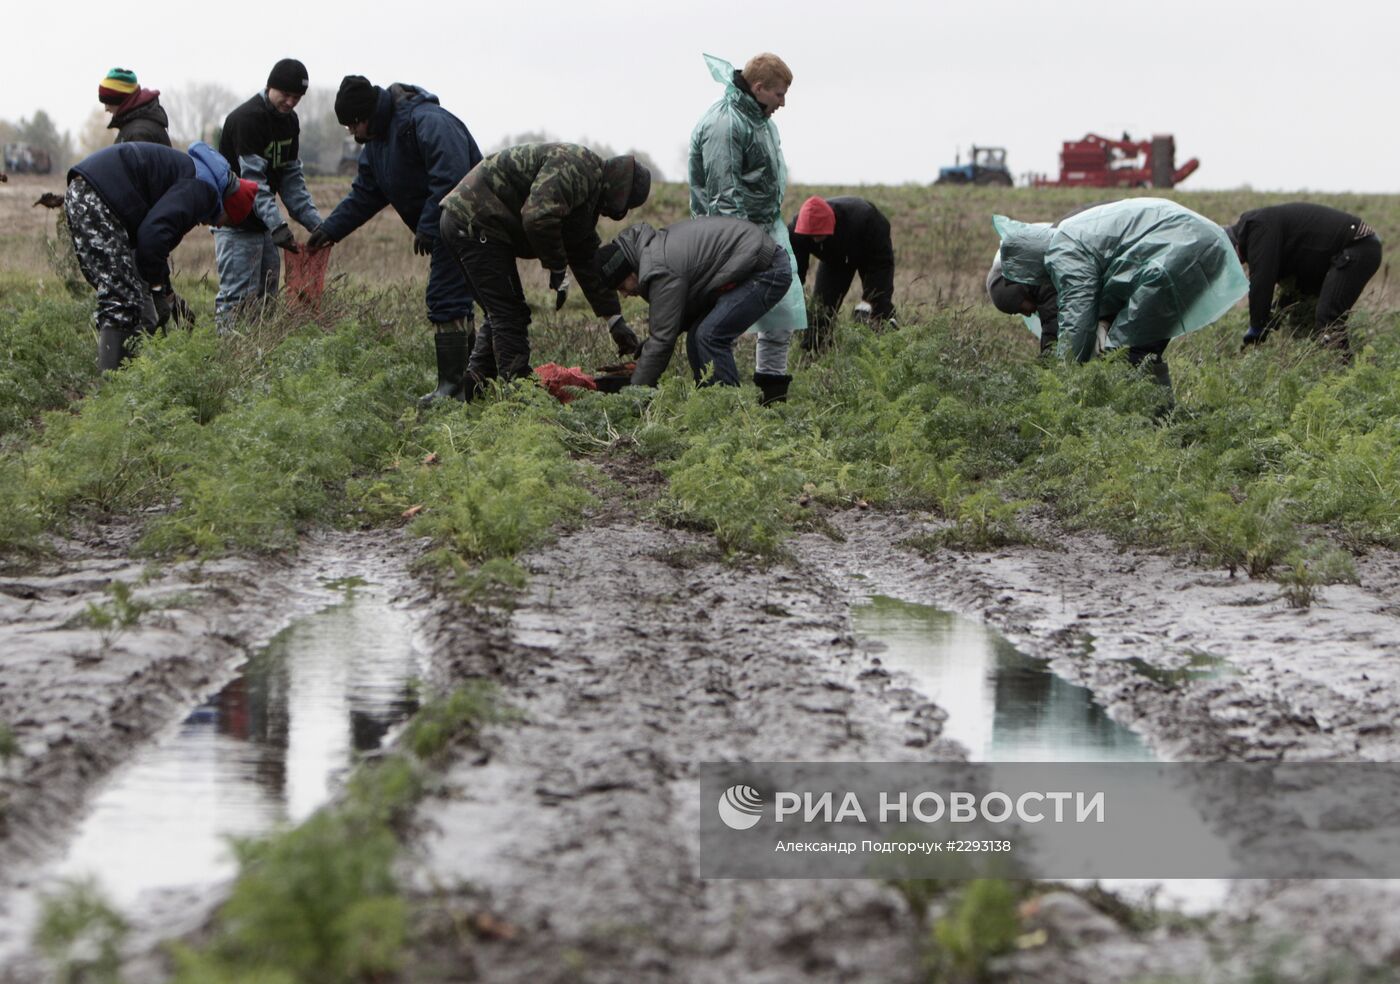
929, 879, 1022, 983
35, 878, 129, 984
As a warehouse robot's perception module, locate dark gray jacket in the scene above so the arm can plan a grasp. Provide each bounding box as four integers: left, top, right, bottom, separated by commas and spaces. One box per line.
616, 217, 777, 385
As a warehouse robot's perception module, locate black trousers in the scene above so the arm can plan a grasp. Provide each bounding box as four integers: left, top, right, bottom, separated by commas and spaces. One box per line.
1315, 235, 1382, 335
812, 254, 896, 330
440, 210, 532, 383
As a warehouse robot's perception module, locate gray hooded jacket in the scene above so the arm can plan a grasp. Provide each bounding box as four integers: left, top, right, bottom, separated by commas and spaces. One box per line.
615, 217, 777, 385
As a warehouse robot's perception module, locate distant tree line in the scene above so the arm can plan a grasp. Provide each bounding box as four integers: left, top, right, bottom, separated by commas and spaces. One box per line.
4, 90, 665, 180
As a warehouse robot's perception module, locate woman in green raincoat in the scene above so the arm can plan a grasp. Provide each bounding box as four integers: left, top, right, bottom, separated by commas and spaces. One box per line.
994, 198, 1247, 389
688, 52, 807, 405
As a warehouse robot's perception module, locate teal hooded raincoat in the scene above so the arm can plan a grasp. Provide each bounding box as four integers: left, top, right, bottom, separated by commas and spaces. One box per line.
994, 198, 1247, 362
688, 54, 806, 336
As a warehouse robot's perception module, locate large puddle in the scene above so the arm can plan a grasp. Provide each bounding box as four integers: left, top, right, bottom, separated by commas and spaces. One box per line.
853, 594, 1150, 762
851, 593, 1225, 912
1, 582, 422, 960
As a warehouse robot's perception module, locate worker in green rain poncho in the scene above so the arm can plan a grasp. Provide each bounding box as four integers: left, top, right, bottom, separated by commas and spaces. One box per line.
689, 53, 807, 405
993, 199, 1247, 392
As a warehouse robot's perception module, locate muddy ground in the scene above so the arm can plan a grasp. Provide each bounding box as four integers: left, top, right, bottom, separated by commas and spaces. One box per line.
3, 485, 1400, 981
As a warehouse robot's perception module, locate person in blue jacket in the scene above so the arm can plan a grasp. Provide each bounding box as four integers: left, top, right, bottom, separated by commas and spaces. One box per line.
307, 75, 483, 406
65, 141, 258, 370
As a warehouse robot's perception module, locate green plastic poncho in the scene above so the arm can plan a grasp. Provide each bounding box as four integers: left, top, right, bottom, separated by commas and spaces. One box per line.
689, 54, 806, 336
993, 198, 1247, 362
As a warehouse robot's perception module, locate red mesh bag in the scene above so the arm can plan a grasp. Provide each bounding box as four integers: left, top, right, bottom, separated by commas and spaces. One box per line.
284, 246, 331, 312
534, 362, 598, 403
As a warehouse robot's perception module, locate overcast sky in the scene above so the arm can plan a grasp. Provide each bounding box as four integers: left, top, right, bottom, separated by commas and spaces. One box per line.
8, 0, 1396, 192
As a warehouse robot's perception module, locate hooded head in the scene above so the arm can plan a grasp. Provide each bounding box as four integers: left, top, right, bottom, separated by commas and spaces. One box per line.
986, 250, 1035, 315
596, 241, 634, 290
599, 156, 651, 221
992, 215, 1055, 288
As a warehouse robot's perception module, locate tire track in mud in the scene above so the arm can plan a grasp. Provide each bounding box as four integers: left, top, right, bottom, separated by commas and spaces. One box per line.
0, 528, 420, 942
789, 508, 1400, 980
795, 510, 1400, 763
403, 520, 959, 984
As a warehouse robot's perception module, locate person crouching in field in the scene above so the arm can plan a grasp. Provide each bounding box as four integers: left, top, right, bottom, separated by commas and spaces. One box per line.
438, 143, 650, 395
788, 196, 897, 351
1226, 203, 1382, 356
65, 141, 257, 371
596, 217, 792, 397
992, 198, 1247, 395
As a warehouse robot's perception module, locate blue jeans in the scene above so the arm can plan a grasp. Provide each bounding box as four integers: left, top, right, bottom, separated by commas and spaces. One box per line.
687, 246, 793, 386
214, 228, 279, 331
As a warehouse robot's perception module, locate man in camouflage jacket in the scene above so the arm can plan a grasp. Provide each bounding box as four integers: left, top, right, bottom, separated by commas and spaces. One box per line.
439, 142, 650, 388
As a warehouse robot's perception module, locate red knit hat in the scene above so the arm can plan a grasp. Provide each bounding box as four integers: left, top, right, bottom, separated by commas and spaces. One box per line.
794, 196, 836, 236
222, 179, 258, 225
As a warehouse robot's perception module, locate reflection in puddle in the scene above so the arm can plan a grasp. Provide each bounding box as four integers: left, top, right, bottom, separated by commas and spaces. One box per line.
1125, 650, 1235, 688
851, 594, 1226, 913
852, 595, 1150, 762
51, 586, 421, 908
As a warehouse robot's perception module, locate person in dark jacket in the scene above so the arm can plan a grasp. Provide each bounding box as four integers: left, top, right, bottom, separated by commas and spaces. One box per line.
438, 143, 650, 392
1226, 203, 1383, 353
307, 75, 482, 406
598, 217, 792, 394
98, 67, 171, 146
65, 141, 257, 370
215, 59, 324, 332
788, 196, 896, 351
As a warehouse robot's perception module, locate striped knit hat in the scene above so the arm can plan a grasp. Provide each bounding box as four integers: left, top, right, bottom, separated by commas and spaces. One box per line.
98, 68, 139, 106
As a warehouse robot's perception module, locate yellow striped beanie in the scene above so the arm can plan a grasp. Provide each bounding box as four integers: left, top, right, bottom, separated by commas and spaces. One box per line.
98, 68, 139, 106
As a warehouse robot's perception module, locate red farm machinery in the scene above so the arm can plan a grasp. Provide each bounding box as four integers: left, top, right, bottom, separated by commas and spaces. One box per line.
1031, 133, 1199, 189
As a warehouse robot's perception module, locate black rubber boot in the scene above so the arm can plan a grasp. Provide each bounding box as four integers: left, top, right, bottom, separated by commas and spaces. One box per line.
98, 326, 136, 373
418, 320, 475, 408
753, 371, 793, 406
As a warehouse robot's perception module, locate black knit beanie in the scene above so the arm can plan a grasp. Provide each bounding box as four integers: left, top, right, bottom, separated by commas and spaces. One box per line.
335, 75, 379, 125
267, 58, 309, 96
596, 242, 634, 289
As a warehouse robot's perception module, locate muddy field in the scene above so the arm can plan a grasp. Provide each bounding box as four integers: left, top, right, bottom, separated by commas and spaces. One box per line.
5, 166, 1400, 980
3, 472, 1400, 981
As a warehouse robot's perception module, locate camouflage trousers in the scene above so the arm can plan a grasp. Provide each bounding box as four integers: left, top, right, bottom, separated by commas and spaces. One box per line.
64, 175, 157, 333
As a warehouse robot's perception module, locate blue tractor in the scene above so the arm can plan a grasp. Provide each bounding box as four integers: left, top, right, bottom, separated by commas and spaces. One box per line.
935, 145, 1013, 187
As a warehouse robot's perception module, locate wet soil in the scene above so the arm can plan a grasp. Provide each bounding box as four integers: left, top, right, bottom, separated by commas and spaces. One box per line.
795, 509, 1400, 763
0, 526, 420, 951
4, 495, 1400, 981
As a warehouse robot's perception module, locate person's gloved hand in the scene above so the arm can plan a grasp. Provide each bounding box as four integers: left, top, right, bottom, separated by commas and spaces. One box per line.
170, 290, 193, 328
608, 314, 641, 357
549, 269, 570, 311
270, 224, 299, 253
413, 232, 433, 256
149, 285, 172, 328
306, 227, 334, 252
1242, 325, 1268, 348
